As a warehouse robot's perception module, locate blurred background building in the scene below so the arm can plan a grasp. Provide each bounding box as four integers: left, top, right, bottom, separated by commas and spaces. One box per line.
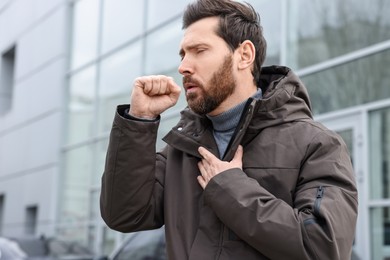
0, 0, 389, 259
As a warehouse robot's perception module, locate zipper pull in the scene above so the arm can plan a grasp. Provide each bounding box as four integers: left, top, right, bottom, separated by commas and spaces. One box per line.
316, 186, 324, 198
314, 186, 325, 217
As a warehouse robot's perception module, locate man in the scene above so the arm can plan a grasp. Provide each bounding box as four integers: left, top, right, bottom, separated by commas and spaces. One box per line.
100, 0, 358, 259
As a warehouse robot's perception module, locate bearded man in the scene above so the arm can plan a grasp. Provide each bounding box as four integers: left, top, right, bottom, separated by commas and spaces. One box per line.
100, 0, 358, 259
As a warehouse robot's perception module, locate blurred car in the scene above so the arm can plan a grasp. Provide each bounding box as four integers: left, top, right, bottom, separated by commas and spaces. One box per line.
110, 227, 166, 260
0, 237, 26, 259
0, 236, 103, 260
107, 227, 362, 260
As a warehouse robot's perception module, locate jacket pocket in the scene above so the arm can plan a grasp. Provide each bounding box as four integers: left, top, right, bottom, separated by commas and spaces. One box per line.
302, 186, 333, 260
304, 186, 327, 228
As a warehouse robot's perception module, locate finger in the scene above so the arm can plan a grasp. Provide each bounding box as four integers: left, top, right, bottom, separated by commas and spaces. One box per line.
230, 145, 243, 169
198, 160, 210, 181
198, 160, 213, 185
135, 76, 154, 95
232, 145, 243, 162
198, 161, 207, 176
149, 76, 162, 96
198, 146, 217, 162
159, 78, 168, 95
167, 77, 182, 99
197, 175, 206, 189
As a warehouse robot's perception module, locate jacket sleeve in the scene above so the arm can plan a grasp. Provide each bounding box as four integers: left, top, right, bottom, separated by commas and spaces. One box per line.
100, 105, 166, 232
204, 130, 358, 260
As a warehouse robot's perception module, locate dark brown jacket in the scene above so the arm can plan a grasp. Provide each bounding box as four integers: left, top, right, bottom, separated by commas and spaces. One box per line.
100, 66, 358, 260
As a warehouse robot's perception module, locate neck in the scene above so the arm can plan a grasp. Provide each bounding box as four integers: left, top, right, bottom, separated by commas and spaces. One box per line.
208, 82, 258, 116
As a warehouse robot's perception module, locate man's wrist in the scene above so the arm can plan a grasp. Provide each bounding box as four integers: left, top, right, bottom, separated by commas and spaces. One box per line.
123, 108, 158, 122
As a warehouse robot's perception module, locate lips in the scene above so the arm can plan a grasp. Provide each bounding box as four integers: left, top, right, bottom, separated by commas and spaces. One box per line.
184, 83, 198, 93
183, 77, 201, 94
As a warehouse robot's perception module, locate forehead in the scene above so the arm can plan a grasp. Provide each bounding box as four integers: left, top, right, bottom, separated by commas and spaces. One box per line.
180, 17, 224, 48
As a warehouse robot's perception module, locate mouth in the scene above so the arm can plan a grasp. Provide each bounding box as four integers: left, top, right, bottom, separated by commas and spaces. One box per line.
184, 83, 198, 93
183, 76, 202, 95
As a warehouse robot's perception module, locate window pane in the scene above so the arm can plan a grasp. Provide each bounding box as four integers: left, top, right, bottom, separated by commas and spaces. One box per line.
71, 0, 99, 69
369, 107, 390, 200
90, 189, 100, 222
98, 42, 143, 134
92, 139, 108, 187
60, 145, 94, 223
302, 49, 390, 115
102, 226, 118, 256
67, 66, 96, 144
146, 0, 189, 30
337, 129, 354, 165
286, 0, 390, 69
371, 207, 390, 260
101, 0, 144, 53
25, 206, 38, 235
245, 0, 282, 65
145, 20, 182, 75
0, 46, 16, 115
57, 225, 90, 249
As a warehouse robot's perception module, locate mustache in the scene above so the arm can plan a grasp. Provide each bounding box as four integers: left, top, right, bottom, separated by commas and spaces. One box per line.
183, 76, 202, 87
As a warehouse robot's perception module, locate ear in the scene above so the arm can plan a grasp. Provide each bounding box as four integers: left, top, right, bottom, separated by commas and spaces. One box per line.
236, 40, 255, 70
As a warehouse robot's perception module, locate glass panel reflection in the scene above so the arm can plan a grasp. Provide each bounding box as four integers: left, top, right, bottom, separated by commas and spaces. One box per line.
71, 0, 99, 69
371, 207, 390, 260
286, 0, 390, 69
67, 66, 96, 144
57, 224, 90, 250
93, 138, 109, 187
60, 145, 94, 224
337, 129, 354, 165
101, 0, 144, 53
302, 49, 390, 115
145, 20, 182, 75
98, 42, 143, 134
369, 107, 390, 200
102, 226, 117, 256
146, 0, 189, 29
244, 0, 282, 65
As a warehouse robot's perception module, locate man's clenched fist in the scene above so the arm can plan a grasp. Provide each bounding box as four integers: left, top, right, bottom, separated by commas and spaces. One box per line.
129, 75, 182, 119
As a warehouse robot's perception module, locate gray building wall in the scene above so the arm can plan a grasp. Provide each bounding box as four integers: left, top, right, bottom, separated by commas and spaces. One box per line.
0, 0, 69, 237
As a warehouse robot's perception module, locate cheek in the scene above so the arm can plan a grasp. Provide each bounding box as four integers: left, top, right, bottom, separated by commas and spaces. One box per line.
198, 62, 218, 83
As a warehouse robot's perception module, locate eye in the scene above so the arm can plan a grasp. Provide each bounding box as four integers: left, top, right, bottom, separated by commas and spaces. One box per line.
179, 52, 186, 61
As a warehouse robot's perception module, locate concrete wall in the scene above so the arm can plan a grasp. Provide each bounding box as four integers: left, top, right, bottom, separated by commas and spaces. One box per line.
0, 0, 68, 237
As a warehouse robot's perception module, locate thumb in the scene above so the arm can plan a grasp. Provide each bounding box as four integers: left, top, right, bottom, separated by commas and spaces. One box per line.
167, 77, 182, 99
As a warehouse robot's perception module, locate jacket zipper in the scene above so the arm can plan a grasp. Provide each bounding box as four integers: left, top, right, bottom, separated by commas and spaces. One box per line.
314, 186, 324, 216
222, 99, 256, 161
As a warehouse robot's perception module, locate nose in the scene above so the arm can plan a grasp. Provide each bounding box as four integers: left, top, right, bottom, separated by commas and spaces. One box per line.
178, 56, 193, 76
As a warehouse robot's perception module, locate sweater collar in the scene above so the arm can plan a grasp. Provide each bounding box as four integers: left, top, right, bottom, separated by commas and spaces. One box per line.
207, 88, 262, 132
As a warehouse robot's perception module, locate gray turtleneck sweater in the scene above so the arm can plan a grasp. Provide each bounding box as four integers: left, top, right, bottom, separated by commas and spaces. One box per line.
207, 89, 262, 159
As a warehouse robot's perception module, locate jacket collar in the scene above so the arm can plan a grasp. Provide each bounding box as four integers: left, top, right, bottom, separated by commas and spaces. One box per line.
163, 66, 313, 158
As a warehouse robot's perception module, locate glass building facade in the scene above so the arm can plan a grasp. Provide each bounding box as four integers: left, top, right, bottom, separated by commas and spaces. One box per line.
63, 0, 390, 259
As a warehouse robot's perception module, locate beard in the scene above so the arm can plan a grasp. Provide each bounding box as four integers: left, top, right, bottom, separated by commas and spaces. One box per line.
183, 55, 236, 115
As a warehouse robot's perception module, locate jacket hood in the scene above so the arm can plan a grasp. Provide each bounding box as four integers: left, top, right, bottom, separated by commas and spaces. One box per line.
250, 65, 313, 131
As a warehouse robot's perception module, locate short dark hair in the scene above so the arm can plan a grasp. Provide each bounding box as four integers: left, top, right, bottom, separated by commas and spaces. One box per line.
182, 0, 267, 86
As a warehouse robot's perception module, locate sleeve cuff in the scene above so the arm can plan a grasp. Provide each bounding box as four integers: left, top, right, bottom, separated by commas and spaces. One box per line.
117, 105, 159, 122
